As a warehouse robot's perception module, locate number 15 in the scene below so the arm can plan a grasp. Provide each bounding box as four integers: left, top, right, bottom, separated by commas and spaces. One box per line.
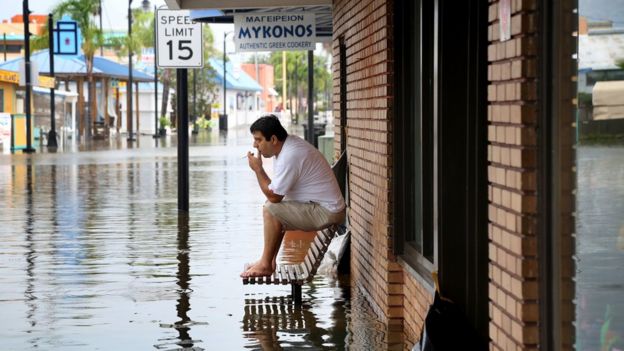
166, 40, 193, 60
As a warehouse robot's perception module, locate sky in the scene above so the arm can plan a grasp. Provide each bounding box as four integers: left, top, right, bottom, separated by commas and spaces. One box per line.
1, 0, 235, 51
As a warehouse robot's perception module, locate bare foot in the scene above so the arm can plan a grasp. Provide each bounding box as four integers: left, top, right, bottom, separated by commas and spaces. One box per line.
244, 260, 276, 272
240, 262, 274, 278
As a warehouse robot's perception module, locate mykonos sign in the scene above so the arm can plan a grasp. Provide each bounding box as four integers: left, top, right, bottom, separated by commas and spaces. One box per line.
233, 13, 316, 52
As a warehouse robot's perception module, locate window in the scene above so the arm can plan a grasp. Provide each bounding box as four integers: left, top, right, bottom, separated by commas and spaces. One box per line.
0, 89, 4, 112
339, 36, 347, 153
393, 0, 437, 273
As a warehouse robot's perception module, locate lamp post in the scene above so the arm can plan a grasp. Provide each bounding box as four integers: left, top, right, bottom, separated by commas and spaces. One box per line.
98, 0, 103, 56
219, 31, 232, 131
145, 2, 159, 139
127, 0, 134, 142
23, 0, 35, 153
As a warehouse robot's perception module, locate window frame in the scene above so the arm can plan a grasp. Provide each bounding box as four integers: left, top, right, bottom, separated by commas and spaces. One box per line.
393, 0, 439, 281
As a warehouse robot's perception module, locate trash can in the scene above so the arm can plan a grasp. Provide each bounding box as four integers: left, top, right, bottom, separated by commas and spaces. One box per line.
219, 114, 228, 131
302, 122, 326, 148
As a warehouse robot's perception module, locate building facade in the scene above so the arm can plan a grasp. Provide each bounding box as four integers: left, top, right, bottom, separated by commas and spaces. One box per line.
332, 0, 577, 349
171, 0, 578, 348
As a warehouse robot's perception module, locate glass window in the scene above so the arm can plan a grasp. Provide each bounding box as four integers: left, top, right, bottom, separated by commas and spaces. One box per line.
576, 2, 624, 349
394, 0, 437, 270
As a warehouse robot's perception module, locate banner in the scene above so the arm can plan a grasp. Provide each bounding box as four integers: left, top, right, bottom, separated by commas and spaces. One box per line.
234, 13, 316, 52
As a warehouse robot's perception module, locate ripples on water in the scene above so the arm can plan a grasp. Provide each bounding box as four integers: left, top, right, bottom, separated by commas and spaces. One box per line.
0, 131, 392, 350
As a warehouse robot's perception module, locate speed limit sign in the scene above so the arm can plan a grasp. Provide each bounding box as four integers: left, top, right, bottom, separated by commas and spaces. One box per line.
156, 9, 203, 68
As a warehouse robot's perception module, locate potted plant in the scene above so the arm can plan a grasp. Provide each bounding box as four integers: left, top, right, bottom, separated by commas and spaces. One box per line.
196, 116, 214, 131
159, 116, 170, 136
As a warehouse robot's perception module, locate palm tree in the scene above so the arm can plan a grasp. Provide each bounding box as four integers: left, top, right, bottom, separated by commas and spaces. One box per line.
53, 0, 103, 139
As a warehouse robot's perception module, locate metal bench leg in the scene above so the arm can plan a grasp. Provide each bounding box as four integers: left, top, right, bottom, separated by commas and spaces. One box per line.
292, 284, 302, 305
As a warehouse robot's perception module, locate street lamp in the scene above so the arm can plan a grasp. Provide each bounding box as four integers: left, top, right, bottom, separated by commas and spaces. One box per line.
151, 4, 160, 139
127, 0, 134, 141
220, 31, 232, 131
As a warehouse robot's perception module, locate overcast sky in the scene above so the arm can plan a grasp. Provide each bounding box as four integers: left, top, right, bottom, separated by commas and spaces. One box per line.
1, 0, 235, 51
3, 0, 167, 30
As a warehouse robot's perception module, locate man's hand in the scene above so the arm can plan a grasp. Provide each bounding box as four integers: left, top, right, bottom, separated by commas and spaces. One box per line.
247, 150, 263, 172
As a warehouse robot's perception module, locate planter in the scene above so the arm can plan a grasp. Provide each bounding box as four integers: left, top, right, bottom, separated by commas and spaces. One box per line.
159, 128, 167, 136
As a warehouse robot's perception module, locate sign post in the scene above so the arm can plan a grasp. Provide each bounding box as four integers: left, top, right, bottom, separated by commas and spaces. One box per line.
156, 9, 203, 212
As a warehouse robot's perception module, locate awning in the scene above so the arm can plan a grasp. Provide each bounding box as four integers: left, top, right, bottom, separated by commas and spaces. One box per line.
593, 80, 624, 120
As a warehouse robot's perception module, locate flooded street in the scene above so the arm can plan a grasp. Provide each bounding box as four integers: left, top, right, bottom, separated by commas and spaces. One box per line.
576, 146, 624, 351
0, 129, 389, 350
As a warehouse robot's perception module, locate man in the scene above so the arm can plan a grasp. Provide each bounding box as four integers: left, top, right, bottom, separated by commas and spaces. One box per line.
241, 115, 346, 278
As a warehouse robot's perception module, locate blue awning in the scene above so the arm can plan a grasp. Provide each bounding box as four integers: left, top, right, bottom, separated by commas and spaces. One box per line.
209, 58, 262, 91
0, 50, 96, 75
80, 55, 154, 82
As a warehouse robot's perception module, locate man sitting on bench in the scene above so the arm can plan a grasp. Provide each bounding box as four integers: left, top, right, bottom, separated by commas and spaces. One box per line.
241, 115, 346, 278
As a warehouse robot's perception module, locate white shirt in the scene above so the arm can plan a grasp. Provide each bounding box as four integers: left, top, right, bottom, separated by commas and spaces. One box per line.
268, 135, 345, 213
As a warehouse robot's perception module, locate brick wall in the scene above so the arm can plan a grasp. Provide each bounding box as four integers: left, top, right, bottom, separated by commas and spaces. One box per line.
334, 0, 576, 348
332, 0, 432, 347
487, 0, 578, 349
332, 0, 398, 324
487, 0, 541, 349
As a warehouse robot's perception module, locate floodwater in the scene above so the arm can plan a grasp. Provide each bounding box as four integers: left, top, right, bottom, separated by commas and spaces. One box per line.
576, 146, 624, 351
0, 129, 391, 350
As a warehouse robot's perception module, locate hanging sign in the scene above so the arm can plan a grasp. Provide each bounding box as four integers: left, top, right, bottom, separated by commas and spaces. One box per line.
233, 13, 316, 52
0, 70, 18, 84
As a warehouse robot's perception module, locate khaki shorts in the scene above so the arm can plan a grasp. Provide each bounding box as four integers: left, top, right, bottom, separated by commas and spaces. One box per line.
265, 201, 346, 231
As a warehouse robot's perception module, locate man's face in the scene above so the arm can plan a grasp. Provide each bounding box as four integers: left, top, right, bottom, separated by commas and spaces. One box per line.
252, 131, 276, 157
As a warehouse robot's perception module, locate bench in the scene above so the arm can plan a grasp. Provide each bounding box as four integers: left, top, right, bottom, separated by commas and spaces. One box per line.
242, 224, 348, 304
242, 150, 349, 305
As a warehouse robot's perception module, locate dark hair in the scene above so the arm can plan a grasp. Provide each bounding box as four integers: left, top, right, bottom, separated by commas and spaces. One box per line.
249, 115, 288, 141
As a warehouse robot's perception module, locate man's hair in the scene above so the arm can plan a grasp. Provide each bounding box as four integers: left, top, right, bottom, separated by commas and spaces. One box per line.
250, 115, 288, 141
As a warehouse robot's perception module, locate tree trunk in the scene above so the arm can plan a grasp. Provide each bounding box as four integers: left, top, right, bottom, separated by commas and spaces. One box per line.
86, 57, 94, 139
88, 76, 95, 139
161, 69, 170, 122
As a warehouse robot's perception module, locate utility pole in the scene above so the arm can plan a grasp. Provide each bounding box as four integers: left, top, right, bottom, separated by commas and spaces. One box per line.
23, 0, 35, 153
152, 5, 159, 138
219, 32, 230, 131
98, 0, 103, 56
3, 34, 6, 61
47, 14, 58, 148
127, 0, 134, 142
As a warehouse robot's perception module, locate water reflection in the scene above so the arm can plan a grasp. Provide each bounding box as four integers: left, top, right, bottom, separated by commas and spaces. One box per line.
155, 214, 205, 350
23, 162, 37, 347
0, 130, 392, 350
576, 146, 624, 351
242, 276, 350, 350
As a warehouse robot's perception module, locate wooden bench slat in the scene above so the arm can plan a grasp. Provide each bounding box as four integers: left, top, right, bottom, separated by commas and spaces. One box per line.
309, 241, 321, 262
272, 270, 279, 284
295, 263, 308, 282
291, 264, 302, 283
277, 265, 286, 284
304, 254, 314, 276
286, 265, 297, 282
299, 262, 310, 281
313, 235, 326, 251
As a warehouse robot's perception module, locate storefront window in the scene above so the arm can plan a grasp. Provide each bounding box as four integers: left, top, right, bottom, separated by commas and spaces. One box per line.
394, 0, 436, 270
